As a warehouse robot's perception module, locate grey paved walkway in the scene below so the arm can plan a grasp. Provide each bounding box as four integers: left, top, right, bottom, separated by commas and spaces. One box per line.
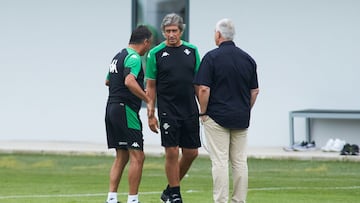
0, 140, 359, 162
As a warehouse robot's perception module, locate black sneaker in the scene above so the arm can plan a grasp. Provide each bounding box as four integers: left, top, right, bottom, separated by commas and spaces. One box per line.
292, 141, 308, 151
160, 189, 170, 202
351, 144, 359, 155
340, 143, 352, 155
168, 193, 182, 203
306, 141, 316, 150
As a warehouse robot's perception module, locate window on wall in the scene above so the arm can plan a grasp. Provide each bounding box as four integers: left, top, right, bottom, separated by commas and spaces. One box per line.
132, 0, 189, 46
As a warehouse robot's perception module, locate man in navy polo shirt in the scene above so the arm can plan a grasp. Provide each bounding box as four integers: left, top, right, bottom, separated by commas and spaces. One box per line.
193, 18, 259, 203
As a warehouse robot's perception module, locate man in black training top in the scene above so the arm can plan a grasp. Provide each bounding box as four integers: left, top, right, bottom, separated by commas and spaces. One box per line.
145, 13, 201, 203
105, 25, 152, 203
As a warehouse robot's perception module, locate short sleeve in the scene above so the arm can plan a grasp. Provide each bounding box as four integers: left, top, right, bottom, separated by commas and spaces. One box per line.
193, 53, 213, 87
145, 50, 157, 80
124, 53, 142, 78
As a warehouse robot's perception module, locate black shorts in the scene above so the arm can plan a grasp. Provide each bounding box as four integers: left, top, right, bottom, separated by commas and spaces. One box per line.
159, 114, 200, 148
105, 102, 143, 150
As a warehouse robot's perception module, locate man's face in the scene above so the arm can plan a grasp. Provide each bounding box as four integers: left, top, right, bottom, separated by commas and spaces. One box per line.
139, 38, 152, 56
163, 25, 182, 47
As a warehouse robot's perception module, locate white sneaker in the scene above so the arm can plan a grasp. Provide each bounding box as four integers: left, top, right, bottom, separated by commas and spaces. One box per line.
321, 138, 334, 152
329, 138, 346, 152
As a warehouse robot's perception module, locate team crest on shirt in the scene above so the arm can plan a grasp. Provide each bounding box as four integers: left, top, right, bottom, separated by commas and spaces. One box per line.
184, 49, 191, 55
161, 52, 170, 57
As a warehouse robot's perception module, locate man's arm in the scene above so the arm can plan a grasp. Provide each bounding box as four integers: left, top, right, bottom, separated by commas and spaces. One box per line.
145, 79, 158, 133
250, 88, 259, 108
124, 74, 150, 103
196, 85, 210, 115
105, 73, 110, 86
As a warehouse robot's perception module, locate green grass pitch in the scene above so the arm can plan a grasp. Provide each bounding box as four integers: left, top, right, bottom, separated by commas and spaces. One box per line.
0, 153, 359, 203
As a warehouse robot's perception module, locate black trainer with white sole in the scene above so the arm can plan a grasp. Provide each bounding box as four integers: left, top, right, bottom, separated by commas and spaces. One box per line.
160, 188, 170, 202
168, 193, 182, 203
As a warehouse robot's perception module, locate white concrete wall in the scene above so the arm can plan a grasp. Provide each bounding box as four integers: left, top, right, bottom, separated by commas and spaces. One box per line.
1, 0, 360, 148
0, 0, 131, 146
190, 0, 360, 147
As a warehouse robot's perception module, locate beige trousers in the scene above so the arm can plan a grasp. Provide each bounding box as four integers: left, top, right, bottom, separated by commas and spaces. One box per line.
202, 117, 248, 203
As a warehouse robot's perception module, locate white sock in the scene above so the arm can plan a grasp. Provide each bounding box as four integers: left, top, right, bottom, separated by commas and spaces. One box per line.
107, 192, 118, 203
127, 194, 139, 203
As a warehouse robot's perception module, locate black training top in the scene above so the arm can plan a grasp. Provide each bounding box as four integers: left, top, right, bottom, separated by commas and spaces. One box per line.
107, 48, 145, 112
146, 41, 201, 119
193, 41, 258, 129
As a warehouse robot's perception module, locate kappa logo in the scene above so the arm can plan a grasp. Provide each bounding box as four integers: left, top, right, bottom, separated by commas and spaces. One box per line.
163, 122, 170, 130
131, 142, 140, 148
184, 48, 191, 55
161, 51, 170, 57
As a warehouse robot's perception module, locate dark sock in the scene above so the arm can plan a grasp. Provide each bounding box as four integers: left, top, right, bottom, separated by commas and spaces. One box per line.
163, 184, 170, 194
169, 186, 181, 196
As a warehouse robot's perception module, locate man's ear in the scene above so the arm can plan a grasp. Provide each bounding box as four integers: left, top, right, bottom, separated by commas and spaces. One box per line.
216, 31, 221, 39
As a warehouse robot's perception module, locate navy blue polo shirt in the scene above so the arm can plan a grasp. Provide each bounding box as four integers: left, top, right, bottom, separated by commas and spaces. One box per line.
193, 41, 258, 129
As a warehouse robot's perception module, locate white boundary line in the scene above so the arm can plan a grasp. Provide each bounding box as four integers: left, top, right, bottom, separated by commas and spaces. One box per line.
1, 186, 359, 199
0, 191, 159, 200
249, 186, 360, 191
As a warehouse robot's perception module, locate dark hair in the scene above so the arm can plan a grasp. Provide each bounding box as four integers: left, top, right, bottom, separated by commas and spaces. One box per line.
129, 25, 152, 44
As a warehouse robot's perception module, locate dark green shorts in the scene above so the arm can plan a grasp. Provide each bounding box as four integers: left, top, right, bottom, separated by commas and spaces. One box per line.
105, 102, 143, 150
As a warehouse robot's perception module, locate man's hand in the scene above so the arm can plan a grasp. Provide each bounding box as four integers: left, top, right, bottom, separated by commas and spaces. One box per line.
200, 115, 209, 123
148, 116, 159, 133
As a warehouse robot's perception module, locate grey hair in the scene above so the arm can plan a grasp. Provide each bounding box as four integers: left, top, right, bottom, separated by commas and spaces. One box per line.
161, 13, 185, 33
215, 18, 235, 40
